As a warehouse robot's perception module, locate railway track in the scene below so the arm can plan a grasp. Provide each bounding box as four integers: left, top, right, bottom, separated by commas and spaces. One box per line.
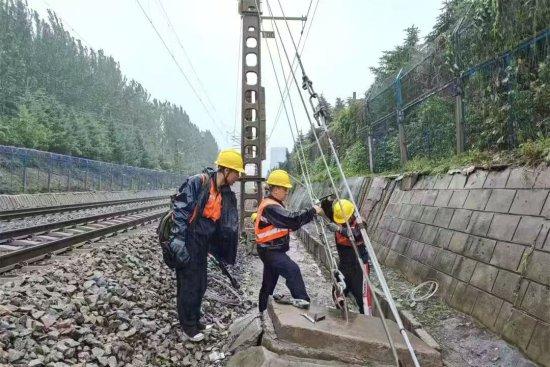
0, 195, 170, 221
0, 198, 170, 272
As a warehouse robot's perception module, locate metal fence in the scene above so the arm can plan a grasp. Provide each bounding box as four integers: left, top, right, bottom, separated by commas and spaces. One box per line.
361, 28, 550, 173
0, 145, 184, 194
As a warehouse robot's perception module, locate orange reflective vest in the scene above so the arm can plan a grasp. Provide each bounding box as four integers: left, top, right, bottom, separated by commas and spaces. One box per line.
189, 175, 222, 223
254, 198, 289, 244
335, 223, 363, 247
202, 178, 222, 222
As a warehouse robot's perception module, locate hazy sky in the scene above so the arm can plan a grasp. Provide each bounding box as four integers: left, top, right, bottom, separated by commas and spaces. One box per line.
29, 0, 444, 168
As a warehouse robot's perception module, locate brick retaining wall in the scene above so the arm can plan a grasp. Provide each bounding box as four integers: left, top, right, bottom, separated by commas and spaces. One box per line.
290, 166, 550, 366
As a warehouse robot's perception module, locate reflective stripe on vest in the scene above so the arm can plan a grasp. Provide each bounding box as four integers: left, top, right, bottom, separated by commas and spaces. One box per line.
254, 198, 289, 244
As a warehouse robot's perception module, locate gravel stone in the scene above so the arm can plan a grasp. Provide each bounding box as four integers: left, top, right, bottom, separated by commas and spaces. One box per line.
0, 226, 251, 366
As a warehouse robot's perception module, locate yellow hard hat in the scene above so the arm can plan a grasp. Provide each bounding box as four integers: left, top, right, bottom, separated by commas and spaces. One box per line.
215, 149, 245, 173
250, 213, 257, 222
333, 199, 355, 224
266, 169, 292, 189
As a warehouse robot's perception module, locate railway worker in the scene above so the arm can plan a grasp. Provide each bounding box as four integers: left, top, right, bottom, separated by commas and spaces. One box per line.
254, 169, 323, 312
170, 149, 244, 342
330, 199, 373, 315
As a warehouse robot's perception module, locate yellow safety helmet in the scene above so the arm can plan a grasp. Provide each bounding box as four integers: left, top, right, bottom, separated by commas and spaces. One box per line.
215, 149, 245, 173
333, 199, 355, 224
266, 169, 292, 189
250, 212, 257, 222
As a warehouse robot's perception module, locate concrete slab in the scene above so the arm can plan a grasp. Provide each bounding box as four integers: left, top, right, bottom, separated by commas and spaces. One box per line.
229, 312, 263, 352
227, 346, 364, 367
267, 300, 442, 367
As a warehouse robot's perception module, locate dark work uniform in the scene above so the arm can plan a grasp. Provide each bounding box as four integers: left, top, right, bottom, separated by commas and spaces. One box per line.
256, 196, 316, 312
171, 168, 220, 329
335, 221, 370, 314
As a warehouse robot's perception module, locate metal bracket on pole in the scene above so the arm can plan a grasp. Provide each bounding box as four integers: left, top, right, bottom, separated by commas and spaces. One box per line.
261, 16, 307, 21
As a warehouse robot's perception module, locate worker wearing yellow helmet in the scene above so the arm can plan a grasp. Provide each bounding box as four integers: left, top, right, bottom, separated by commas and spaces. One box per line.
255, 169, 323, 312
168, 149, 244, 342
331, 199, 373, 315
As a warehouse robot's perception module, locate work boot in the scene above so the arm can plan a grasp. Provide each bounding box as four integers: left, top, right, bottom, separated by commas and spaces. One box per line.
181, 325, 204, 342
291, 298, 310, 309
273, 294, 292, 304
196, 321, 213, 331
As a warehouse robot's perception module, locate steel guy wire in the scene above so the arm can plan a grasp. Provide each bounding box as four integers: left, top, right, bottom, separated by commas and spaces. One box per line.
134, 0, 226, 138
265, 2, 402, 339
271, 0, 421, 364
267, 0, 320, 143
265, 0, 405, 364
255, 0, 344, 299
264, 6, 401, 361
273, 0, 410, 359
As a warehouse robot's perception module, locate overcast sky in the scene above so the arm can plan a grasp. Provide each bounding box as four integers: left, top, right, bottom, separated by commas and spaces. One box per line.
30, 0, 444, 168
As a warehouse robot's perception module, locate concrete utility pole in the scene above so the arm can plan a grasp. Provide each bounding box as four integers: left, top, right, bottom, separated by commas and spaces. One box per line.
239, 0, 266, 228
237, 1, 307, 229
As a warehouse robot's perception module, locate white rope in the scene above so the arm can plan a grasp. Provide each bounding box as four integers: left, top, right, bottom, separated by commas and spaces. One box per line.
255, 0, 346, 310
266, 0, 421, 365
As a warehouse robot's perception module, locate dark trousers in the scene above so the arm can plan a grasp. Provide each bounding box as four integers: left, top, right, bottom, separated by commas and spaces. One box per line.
258, 248, 309, 312
176, 225, 210, 328
337, 246, 365, 314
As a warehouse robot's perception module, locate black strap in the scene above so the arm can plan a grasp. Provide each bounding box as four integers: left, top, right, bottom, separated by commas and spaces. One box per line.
189, 173, 211, 229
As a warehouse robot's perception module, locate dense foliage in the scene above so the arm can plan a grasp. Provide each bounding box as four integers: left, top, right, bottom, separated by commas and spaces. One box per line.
285, 0, 549, 177
0, 0, 218, 172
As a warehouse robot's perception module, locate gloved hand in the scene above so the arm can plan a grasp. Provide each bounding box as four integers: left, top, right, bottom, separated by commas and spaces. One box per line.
326, 222, 341, 232
169, 237, 191, 269
358, 246, 370, 266
320, 195, 335, 222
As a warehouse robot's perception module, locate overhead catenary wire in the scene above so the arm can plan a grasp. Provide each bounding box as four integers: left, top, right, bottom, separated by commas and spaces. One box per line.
266, 0, 422, 365
155, 0, 219, 115
134, 0, 227, 138
41, 0, 92, 48
233, 21, 244, 141
267, 0, 320, 143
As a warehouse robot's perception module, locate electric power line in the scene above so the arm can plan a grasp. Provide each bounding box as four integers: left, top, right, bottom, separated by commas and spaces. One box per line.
266, 0, 320, 143
155, 0, 218, 114
134, 0, 227, 137
233, 21, 243, 141
41, 0, 92, 48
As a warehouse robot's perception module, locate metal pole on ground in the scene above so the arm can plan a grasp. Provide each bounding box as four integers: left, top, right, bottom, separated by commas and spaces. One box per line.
394, 69, 408, 166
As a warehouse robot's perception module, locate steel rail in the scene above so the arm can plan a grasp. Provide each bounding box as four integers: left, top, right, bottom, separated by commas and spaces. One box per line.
0, 195, 170, 221
0, 208, 166, 271
0, 200, 168, 241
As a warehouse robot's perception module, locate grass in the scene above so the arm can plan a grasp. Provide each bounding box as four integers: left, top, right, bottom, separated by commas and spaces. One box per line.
299, 137, 550, 181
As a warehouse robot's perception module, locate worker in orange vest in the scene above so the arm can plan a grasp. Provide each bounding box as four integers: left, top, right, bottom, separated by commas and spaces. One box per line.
170, 149, 244, 342
254, 169, 323, 312
331, 199, 373, 315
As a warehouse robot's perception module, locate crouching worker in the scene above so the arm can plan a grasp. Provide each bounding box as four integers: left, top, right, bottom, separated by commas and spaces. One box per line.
255, 169, 323, 312
168, 149, 244, 342
331, 199, 373, 315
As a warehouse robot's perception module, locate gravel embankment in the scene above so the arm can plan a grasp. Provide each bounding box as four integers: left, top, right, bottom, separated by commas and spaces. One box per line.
0, 227, 253, 366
